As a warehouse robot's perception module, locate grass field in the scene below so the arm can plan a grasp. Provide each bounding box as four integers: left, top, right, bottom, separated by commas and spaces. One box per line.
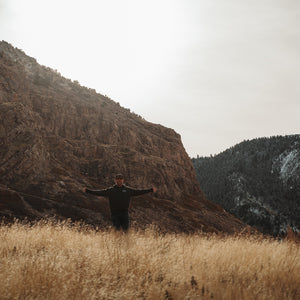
0, 220, 299, 299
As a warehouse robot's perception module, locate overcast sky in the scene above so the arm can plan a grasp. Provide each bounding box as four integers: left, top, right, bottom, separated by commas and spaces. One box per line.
1, 0, 299, 157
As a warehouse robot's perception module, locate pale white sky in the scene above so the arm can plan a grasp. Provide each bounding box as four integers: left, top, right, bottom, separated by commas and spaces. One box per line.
1, 0, 299, 157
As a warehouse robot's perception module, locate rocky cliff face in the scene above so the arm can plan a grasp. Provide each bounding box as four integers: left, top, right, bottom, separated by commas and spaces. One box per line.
0, 41, 247, 233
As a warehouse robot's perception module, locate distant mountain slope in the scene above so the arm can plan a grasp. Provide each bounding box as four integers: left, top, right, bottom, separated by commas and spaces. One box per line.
0, 41, 248, 233
192, 135, 300, 235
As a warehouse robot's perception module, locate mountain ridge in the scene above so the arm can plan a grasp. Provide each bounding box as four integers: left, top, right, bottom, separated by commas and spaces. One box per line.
0, 41, 249, 233
192, 135, 300, 235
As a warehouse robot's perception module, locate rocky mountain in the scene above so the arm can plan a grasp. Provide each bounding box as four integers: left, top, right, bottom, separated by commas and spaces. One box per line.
192, 135, 300, 235
0, 41, 248, 233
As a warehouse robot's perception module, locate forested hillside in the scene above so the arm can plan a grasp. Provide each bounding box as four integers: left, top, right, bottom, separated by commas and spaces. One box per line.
192, 135, 300, 235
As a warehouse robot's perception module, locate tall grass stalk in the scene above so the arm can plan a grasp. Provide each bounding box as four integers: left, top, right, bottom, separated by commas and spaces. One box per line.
0, 220, 299, 299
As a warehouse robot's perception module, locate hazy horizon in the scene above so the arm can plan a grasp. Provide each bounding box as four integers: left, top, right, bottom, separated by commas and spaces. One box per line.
1, 0, 299, 157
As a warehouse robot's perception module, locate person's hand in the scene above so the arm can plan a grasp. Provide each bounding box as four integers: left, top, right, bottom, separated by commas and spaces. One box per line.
83, 187, 86, 193
152, 186, 158, 193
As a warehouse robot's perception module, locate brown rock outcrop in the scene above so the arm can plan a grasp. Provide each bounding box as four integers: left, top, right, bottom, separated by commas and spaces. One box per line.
0, 41, 248, 233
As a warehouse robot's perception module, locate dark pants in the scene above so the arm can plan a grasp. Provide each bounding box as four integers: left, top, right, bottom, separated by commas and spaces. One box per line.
111, 212, 129, 231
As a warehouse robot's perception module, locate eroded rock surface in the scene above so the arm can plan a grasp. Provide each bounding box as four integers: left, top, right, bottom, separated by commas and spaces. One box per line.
0, 41, 247, 233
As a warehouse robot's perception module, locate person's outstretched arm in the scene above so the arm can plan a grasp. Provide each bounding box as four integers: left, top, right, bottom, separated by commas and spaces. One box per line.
83, 187, 111, 196
128, 186, 157, 196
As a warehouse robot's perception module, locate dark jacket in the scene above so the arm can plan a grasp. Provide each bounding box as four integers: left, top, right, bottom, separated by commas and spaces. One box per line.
85, 184, 153, 214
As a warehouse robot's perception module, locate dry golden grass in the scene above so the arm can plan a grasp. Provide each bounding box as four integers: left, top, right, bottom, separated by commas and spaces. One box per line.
0, 220, 299, 300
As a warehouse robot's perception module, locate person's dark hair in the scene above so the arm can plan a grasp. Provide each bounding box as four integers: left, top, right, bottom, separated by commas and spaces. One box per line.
115, 174, 124, 179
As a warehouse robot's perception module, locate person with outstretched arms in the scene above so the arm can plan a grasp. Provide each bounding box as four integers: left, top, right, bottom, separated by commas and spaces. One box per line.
83, 174, 157, 231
